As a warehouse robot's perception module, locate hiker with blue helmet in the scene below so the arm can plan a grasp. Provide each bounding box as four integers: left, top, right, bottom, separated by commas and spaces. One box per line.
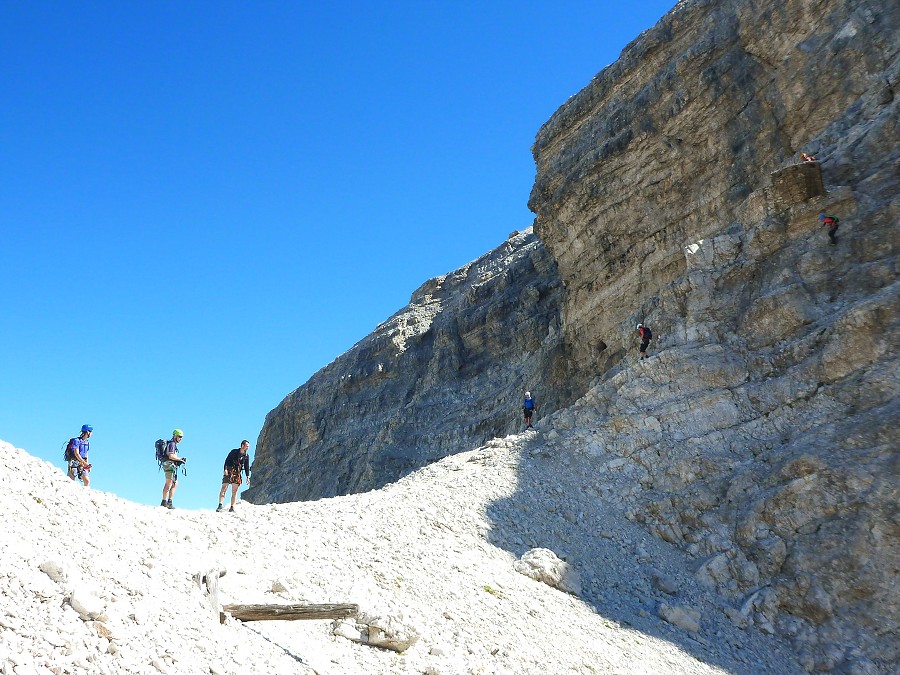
160, 429, 186, 509
65, 424, 93, 487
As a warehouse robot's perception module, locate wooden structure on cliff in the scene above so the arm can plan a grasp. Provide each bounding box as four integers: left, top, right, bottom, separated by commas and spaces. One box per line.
768, 161, 826, 211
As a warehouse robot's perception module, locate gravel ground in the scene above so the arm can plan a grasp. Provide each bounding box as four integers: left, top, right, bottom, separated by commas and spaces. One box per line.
0, 436, 803, 674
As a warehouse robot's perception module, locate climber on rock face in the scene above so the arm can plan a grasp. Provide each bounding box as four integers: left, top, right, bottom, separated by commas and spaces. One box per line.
800, 152, 817, 163
819, 212, 840, 246
522, 391, 535, 430
636, 323, 652, 359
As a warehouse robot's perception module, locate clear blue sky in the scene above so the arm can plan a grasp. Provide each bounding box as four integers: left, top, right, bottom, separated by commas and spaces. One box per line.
1, 1, 674, 510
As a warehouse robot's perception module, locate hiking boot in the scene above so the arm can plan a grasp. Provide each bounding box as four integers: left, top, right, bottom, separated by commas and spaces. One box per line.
166, 500, 174, 509
216, 504, 223, 512
228, 506, 235, 513
160, 499, 167, 507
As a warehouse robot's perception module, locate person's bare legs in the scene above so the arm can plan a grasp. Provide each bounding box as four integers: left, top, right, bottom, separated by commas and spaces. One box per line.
162, 475, 177, 503
69, 462, 90, 487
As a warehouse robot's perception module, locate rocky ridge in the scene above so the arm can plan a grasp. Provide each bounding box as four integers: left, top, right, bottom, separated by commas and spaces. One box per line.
246, 228, 570, 503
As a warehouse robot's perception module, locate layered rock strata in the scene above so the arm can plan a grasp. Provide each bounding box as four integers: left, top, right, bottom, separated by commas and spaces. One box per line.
245, 229, 570, 503
526, 0, 899, 669
530, 0, 898, 386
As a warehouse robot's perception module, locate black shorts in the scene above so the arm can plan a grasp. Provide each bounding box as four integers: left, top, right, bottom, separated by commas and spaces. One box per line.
639, 340, 650, 353
523, 408, 534, 419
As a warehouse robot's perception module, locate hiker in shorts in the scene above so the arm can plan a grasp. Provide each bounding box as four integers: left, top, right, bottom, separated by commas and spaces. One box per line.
800, 152, 817, 163
819, 212, 840, 245
523, 391, 535, 430
636, 323, 652, 359
161, 429, 186, 509
66, 424, 93, 487
217, 440, 252, 512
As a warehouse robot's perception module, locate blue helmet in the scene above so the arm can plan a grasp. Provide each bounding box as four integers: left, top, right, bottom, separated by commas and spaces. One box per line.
82, 424, 93, 433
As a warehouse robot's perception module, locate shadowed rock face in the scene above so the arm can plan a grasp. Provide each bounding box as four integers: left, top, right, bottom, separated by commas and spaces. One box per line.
245, 230, 572, 504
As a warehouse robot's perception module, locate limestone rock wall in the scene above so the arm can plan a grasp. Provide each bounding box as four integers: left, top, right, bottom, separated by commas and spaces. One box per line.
529, 0, 898, 386
247, 0, 898, 666
526, 0, 899, 669
244, 230, 571, 503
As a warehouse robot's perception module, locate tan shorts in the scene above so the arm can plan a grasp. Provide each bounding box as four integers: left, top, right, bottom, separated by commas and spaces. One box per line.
162, 460, 178, 482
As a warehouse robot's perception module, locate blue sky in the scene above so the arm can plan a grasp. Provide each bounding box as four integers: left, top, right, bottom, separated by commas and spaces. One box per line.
1, 1, 674, 510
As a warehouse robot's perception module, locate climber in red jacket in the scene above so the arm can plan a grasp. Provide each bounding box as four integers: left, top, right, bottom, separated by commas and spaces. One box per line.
819, 213, 840, 245
636, 323, 652, 359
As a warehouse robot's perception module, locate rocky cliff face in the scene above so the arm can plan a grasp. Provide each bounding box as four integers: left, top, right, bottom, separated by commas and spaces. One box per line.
530, 0, 898, 384
245, 229, 571, 503
526, 0, 898, 669
249, 0, 898, 668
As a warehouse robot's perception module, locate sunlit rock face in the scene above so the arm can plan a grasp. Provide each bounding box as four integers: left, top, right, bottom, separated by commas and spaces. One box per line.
530, 0, 898, 380
245, 229, 571, 504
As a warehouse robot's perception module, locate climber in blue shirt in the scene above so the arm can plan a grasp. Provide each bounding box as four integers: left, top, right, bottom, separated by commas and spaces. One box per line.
66, 424, 93, 487
523, 391, 535, 430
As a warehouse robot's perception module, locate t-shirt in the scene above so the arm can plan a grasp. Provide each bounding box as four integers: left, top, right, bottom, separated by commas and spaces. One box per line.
71, 437, 90, 460
165, 440, 180, 461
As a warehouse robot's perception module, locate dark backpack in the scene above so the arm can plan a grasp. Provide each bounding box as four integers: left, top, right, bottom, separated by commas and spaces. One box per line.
641, 326, 653, 340
63, 438, 77, 462
155, 439, 169, 464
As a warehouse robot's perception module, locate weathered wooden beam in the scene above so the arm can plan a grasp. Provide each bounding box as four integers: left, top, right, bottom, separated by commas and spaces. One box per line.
221, 603, 359, 623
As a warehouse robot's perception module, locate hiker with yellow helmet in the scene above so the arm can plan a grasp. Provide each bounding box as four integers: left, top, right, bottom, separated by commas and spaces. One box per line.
160, 429, 186, 509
